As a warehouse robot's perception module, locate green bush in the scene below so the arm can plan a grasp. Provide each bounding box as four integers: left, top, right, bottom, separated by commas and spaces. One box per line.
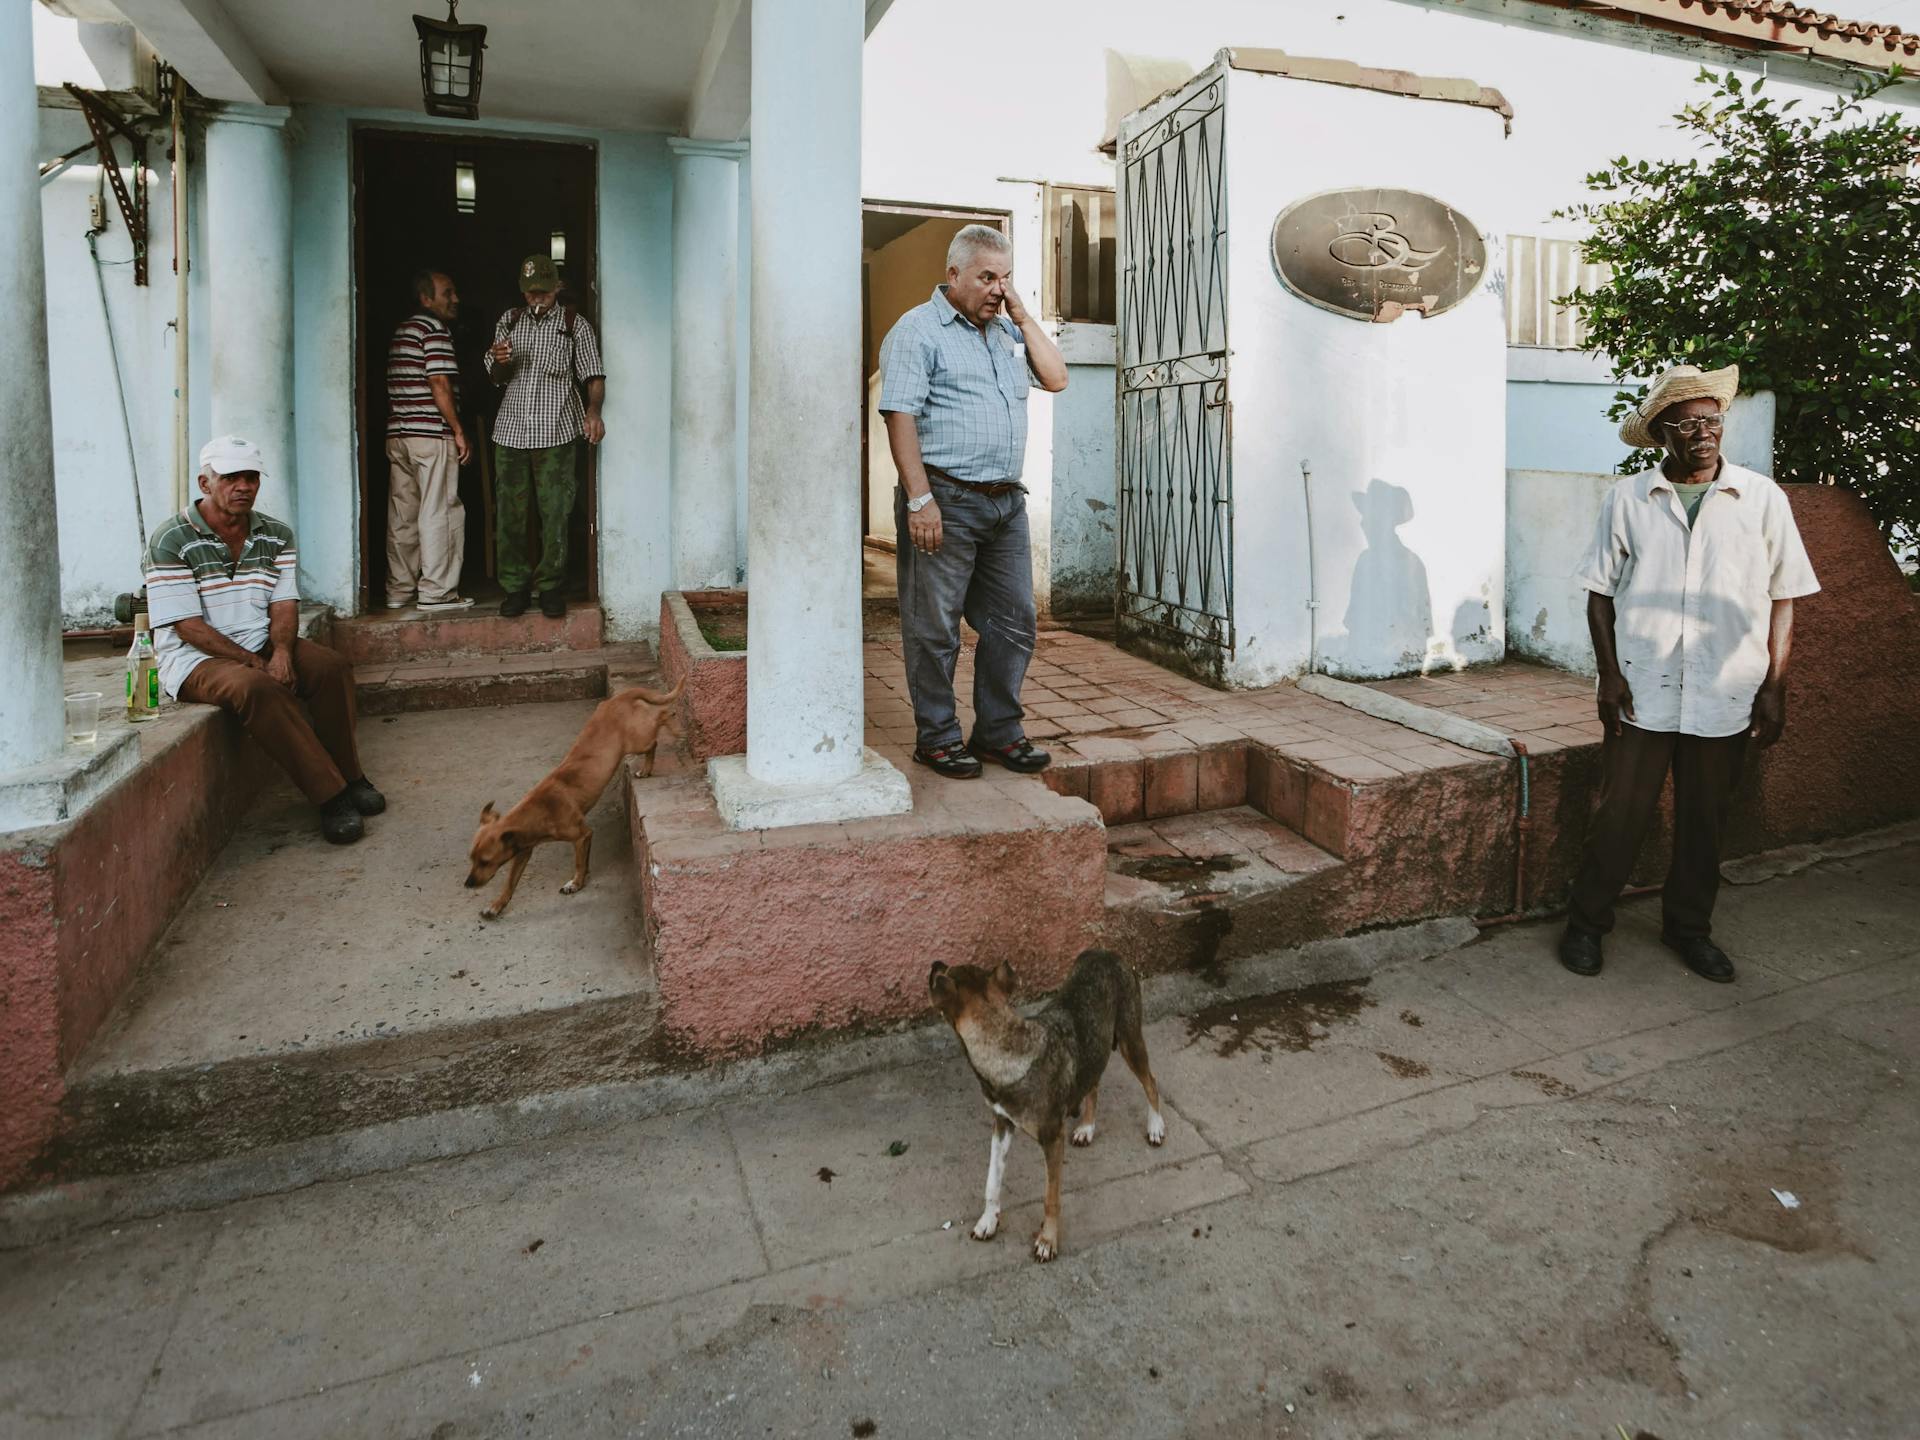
1557, 67, 1920, 553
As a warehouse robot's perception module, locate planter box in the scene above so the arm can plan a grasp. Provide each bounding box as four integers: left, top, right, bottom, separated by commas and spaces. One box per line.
658, 590, 748, 760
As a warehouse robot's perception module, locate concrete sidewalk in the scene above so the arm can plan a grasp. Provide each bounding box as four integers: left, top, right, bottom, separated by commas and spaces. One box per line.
3, 842, 1916, 1439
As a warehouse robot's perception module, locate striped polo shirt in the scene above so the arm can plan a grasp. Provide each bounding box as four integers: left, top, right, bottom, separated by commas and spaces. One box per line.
385, 312, 460, 437
143, 502, 300, 697
877, 286, 1032, 483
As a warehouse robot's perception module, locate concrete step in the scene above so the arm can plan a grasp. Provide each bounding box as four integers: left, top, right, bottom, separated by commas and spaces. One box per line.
1099, 806, 1347, 976
355, 643, 656, 717
329, 601, 606, 666
32, 700, 666, 1186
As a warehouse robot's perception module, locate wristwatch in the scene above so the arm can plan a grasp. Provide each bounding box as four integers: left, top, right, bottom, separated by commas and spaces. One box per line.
905, 490, 935, 513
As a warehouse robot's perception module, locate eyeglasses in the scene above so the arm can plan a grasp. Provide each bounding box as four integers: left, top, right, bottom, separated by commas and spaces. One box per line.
1661, 416, 1725, 437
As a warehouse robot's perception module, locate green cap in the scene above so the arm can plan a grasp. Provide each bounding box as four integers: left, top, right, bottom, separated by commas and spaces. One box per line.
517, 253, 560, 292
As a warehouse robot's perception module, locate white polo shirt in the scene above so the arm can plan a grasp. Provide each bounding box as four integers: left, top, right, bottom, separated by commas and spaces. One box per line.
1574, 463, 1819, 737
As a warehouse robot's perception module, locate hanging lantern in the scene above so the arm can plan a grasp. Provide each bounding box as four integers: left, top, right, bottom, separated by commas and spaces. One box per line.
414, 0, 487, 121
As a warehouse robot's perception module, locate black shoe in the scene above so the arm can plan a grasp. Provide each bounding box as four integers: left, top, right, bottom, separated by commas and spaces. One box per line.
912, 743, 983, 780
1664, 933, 1735, 983
971, 737, 1052, 774
500, 590, 530, 618
539, 591, 567, 620
320, 790, 365, 845
1558, 925, 1604, 977
344, 776, 386, 816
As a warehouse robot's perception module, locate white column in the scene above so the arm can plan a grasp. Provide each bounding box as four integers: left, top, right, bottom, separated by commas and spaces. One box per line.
0, 0, 66, 774
669, 137, 744, 591
203, 107, 294, 514
708, 0, 908, 829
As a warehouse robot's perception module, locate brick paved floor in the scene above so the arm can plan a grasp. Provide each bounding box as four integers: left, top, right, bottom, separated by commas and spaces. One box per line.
862, 627, 1599, 782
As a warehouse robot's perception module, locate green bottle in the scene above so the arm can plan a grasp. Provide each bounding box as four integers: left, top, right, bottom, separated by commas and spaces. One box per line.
126, 614, 160, 722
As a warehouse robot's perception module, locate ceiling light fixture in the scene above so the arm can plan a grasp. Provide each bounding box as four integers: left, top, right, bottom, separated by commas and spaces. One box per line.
414, 0, 487, 121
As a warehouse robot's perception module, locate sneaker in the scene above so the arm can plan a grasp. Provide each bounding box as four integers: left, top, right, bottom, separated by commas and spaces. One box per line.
971, 737, 1052, 773
344, 776, 387, 816
539, 591, 567, 620
320, 790, 364, 845
384, 596, 415, 611
911, 743, 983, 780
418, 595, 476, 612
500, 590, 530, 618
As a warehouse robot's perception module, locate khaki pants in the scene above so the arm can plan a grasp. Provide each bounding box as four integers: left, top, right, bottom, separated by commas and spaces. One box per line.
384, 434, 465, 604
178, 639, 363, 805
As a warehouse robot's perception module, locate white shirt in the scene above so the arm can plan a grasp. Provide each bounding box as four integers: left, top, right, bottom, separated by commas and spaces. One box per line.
1574, 463, 1819, 737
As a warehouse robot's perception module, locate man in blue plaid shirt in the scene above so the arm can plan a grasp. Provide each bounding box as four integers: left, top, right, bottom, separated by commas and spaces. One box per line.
878, 225, 1068, 779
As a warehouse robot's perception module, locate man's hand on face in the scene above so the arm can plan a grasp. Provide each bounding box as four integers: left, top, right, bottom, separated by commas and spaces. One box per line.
1001, 283, 1029, 326
1750, 681, 1787, 748
583, 412, 606, 445
908, 496, 944, 556
266, 645, 297, 691
1596, 669, 1635, 737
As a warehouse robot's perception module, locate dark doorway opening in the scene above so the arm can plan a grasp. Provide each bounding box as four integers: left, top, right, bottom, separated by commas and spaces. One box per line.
352, 129, 600, 614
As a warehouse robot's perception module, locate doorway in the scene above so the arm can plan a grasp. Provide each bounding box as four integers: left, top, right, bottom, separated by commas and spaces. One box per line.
860, 201, 1010, 600
352, 129, 600, 613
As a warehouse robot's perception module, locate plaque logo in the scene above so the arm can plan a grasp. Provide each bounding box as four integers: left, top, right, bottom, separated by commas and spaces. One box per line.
1272, 188, 1486, 322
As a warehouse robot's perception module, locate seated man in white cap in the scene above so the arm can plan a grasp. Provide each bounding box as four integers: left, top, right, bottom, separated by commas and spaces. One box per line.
143, 436, 384, 845
1561, 364, 1819, 982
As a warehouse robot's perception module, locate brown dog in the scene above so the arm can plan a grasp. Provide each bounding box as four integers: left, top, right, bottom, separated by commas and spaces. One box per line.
930, 949, 1165, 1262
465, 680, 683, 918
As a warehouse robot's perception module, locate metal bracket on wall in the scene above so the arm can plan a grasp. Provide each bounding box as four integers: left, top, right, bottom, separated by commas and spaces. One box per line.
63, 84, 150, 286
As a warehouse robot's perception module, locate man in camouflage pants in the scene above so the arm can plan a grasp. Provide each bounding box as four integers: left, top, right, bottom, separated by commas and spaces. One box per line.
484, 254, 607, 619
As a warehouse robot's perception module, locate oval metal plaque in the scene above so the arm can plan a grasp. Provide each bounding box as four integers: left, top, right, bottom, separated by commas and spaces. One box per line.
1270, 188, 1486, 322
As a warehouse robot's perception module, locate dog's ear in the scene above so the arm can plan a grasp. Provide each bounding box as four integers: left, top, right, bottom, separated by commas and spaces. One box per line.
498, 828, 526, 853
928, 962, 953, 997
479, 802, 497, 823
990, 959, 1017, 997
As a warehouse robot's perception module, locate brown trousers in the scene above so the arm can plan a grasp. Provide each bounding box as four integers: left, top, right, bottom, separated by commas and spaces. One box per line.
1568, 723, 1748, 941
178, 638, 363, 805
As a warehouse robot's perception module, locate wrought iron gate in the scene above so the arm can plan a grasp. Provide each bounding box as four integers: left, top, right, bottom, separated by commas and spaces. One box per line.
1117, 76, 1232, 660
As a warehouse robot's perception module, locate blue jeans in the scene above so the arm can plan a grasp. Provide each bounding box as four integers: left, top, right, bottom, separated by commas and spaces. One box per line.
895, 476, 1038, 751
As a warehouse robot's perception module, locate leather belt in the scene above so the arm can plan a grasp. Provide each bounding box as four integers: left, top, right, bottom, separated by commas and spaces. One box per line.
925, 465, 1021, 498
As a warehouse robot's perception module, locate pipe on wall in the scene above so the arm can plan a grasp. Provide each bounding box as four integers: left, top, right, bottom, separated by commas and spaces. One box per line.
168, 69, 189, 512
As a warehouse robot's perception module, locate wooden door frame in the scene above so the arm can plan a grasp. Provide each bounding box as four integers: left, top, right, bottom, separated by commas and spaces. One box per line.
349, 125, 601, 613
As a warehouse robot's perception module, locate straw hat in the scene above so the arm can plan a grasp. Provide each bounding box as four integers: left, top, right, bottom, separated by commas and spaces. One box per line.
1619, 364, 1739, 448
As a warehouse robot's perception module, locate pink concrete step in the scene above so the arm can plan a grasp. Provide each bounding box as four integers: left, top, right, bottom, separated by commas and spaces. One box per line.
330, 601, 605, 666
1099, 807, 1347, 975
354, 643, 656, 717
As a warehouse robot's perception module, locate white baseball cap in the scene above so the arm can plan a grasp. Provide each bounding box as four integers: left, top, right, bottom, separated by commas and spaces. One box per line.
199, 434, 268, 478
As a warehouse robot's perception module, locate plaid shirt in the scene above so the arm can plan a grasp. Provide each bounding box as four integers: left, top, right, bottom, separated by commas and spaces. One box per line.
143, 502, 299, 698
878, 286, 1032, 483
484, 303, 605, 450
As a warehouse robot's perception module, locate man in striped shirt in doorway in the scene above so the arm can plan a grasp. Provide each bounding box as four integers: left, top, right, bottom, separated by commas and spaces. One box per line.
384, 269, 474, 611
145, 436, 384, 845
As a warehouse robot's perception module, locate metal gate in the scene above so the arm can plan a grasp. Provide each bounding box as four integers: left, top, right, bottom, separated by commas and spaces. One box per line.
1117, 76, 1232, 660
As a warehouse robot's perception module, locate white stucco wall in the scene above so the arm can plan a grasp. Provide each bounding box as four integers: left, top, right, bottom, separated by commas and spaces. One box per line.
1217, 64, 1509, 685
40, 103, 212, 628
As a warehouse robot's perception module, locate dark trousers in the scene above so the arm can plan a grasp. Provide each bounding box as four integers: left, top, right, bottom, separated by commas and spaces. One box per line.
895, 476, 1037, 751
178, 638, 363, 805
1568, 723, 1748, 940
494, 440, 579, 596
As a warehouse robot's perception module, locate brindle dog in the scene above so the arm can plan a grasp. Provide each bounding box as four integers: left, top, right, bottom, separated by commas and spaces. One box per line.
929, 948, 1166, 1262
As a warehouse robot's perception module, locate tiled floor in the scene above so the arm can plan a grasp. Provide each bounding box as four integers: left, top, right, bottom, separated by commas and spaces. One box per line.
861, 627, 1599, 783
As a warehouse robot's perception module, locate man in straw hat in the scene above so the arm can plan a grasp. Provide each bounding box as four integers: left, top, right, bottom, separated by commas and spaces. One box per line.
1561, 364, 1819, 982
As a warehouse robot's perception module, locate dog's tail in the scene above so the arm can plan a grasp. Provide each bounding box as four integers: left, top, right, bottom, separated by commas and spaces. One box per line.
625, 674, 687, 707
